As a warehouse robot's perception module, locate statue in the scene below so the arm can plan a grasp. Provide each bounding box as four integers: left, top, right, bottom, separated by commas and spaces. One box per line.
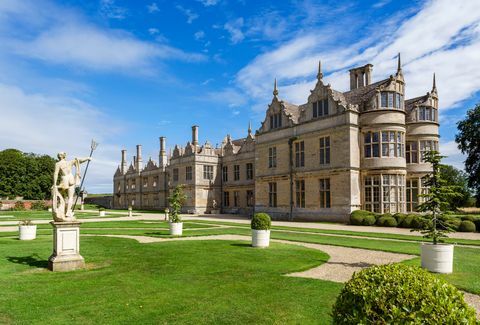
212, 199, 218, 209
51, 152, 91, 222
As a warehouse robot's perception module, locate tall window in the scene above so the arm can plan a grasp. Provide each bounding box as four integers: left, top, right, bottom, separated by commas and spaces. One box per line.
153, 176, 158, 187
270, 113, 282, 129
295, 141, 305, 167
246, 163, 253, 180
222, 166, 228, 182
268, 147, 277, 168
319, 178, 331, 208
365, 131, 405, 158
223, 191, 230, 207
173, 168, 179, 182
313, 99, 329, 118
234, 165, 240, 181
269, 182, 277, 207
319, 136, 330, 165
420, 140, 439, 162
418, 106, 436, 121
186, 166, 192, 181
233, 191, 239, 207
246, 190, 254, 207
143, 177, 148, 188
380, 91, 403, 109
364, 174, 405, 213
203, 165, 214, 180
406, 141, 418, 163
406, 178, 419, 212
295, 180, 305, 208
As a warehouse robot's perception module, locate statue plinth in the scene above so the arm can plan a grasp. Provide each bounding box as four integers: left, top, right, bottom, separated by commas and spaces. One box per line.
48, 221, 85, 272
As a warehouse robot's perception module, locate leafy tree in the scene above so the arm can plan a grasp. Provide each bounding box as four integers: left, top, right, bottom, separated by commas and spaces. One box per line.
0, 149, 56, 200
456, 103, 480, 206
416, 151, 463, 244
168, 185, 186, 223
439, 164, 471, 209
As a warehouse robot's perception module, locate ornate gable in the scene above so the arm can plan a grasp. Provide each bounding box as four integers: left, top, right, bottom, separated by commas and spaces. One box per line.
143, 158, 157, 171
172, 145, 182, 158
114, 166, 122, 177
126, 163, 136, 174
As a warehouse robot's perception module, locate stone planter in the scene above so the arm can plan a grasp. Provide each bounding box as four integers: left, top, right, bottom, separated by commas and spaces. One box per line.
169, 222, 183, 236
128, 209, 133, 217
252, 229, 270, 248
99, 211, 106, 217
210, 209, 220, 215
19, 225, 37, 240
421, 243, 454, 274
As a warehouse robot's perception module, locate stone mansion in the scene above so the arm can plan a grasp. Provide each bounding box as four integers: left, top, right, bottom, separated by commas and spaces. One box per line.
113, 56, 439, 221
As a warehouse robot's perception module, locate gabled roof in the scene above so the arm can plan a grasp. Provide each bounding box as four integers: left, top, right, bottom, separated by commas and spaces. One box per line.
282, 101, 301, 124
343, 79, 388, 105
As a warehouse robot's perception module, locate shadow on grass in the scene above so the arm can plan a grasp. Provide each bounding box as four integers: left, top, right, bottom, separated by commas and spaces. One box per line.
7, 254, 48, 268
230, 243, 251, 248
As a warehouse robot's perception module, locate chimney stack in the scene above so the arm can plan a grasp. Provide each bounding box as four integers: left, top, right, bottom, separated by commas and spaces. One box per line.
121, 149, 127, 174
349, 64, 373, 90
159, 137, 167, 168
136, 145, 143, 172
192, 125, 199, 146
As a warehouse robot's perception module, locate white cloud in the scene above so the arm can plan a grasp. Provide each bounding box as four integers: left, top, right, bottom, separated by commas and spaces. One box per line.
202, 88, 247, 108
440, 140, 466, 171
176, 5, 199, 24
194, 30, 205, 40
147, 3, 160, 13
0, 83, 122, 193
99, 0, 127, 20
148, 28, 159, 35
197, 0, 220, 6
224, 18, 245, 44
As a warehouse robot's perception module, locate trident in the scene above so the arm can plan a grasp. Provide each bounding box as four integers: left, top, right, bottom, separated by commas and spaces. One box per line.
72, 139, 99, 211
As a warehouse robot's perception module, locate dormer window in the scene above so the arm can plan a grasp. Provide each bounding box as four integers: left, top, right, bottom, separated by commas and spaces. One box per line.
313, 99, 329, 118
380, 91, 403, 109
270, 113, 282, 129
418, 106, 436, 122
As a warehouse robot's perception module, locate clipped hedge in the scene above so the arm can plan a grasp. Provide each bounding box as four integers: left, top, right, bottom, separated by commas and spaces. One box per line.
251, 213, 271, 230
332, 264, 477, 324
376, 216, 397, 227
461, 215, 478, 222
458, 220, 476, 233
350, 210, 374, 225
398, 214, 416, 228
362, 215, 376, 226
393, 213, 406, 224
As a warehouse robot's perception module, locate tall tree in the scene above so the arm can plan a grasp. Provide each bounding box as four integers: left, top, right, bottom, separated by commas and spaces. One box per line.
456, 104, 480, 206
440, 165, 471, 209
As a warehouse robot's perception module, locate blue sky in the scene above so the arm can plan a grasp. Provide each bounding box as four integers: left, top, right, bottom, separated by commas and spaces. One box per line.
0, 0, 479, 193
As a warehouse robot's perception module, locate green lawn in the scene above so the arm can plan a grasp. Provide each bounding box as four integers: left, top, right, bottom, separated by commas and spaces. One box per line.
0, 236, 341, 324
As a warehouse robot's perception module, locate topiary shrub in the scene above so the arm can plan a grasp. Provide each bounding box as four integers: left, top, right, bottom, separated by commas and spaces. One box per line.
350, 210, 373, 225
398, 214, 415, 228
332, 264, 477, 324
13, 201, 25, 211
31, 201, 46, 211
458, 220, 476, 233
251, 213, 271, 230
445, 218, 462, 231
461, 215, 477, 222
393, 213, 406, 225
361, 214, 376, 226
382, 216, 397, 227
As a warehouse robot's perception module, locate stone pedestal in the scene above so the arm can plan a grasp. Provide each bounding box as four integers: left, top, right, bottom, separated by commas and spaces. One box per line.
48, 221, 85, 272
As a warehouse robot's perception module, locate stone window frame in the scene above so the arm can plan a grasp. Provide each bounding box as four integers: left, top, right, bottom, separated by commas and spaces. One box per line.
246, 190, 254, 207
319, 136, 330, 165
420, 140, 439, 162
223, 191, 230, 207
379, 91, 404, 110
406, 178, 419, 212
153, 176, 158, 188
185, 166, 193, 181
319, 178, 331, 208
268, 147, 277, 168
406, 141, 419, 163
233, 191, 240, 207
417, 106, 437, 122
269, 112, 282, 129
222, 166, 228, 182
295, 141, 305, 167
203, 165, 214, 180
295, 179, 305, 208
268, 182, 277, 207
246, 163, 254, 180
234, 165, 240, 181
364, 130, 405, 158
364, 174, 406, 214
143, 177, 148, 188
313, 98, 329, 118
173, 168, 179, 182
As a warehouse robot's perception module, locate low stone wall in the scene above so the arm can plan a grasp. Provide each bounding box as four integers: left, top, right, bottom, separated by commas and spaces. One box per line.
84, 196, 113, 209
0, 200, 52, 210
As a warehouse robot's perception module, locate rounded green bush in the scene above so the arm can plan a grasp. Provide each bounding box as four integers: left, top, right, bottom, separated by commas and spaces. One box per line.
458, 220, 476, 233
393, 213, 406, 225
446, 218, 462, 231
332, 264, 477, 324
361, 215, 376, 226
398, 214, 415, 228
251, 213, 271, 230
31, 201, 46, 211
350, 210, 374, 225
411, 216, 430, 229
382, 216, 397, 227
461, 215, 477, 222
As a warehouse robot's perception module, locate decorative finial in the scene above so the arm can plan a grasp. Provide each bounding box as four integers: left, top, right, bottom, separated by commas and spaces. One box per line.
273, 78, 278, 98
317, 60, 323, 80
248, 121, 252, 135
397, 53, 402, 73
432, 72, 436, 91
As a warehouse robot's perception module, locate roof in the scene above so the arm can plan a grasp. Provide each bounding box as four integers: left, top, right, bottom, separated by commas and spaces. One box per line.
343, 79, 388, 105
282, 101, 300, 123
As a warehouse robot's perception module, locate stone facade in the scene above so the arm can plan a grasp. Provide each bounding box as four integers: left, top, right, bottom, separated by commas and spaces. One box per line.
113, 56, 439, 222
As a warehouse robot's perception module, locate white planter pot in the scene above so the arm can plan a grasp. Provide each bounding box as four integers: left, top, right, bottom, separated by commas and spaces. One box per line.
252, 229, 270, 248
421, 243, 454, 274
128, 210, 133, 217
169, 222, 183, 236
19, 225, 37, 240
99, 211, 106, 217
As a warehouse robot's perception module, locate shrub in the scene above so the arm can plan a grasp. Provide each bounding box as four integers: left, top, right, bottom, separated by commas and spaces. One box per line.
461, 215, 477, 222
350, 210, 373, 225
19, 219, 33, 226
99, 207, 105, 212
474, 219, 480, 233
393, 213, 406, 224
381, 216, 397, 227
251, 213, 271, 230
30, 201, 46, 211
361, 215, 376, 226
13, 201, 25, 211
331, 264, 477, 324
445, 218, 462, 231
458, 220, 476, 232
411, 216, 429, 229
398, 214, 415, 228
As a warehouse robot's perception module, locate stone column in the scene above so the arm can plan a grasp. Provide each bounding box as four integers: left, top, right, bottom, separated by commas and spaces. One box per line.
159, 136, 167, 168
48, 221, 85, 272
136, 145, 143, 171
192, 125, 199, 146
121, 149, 127, 174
